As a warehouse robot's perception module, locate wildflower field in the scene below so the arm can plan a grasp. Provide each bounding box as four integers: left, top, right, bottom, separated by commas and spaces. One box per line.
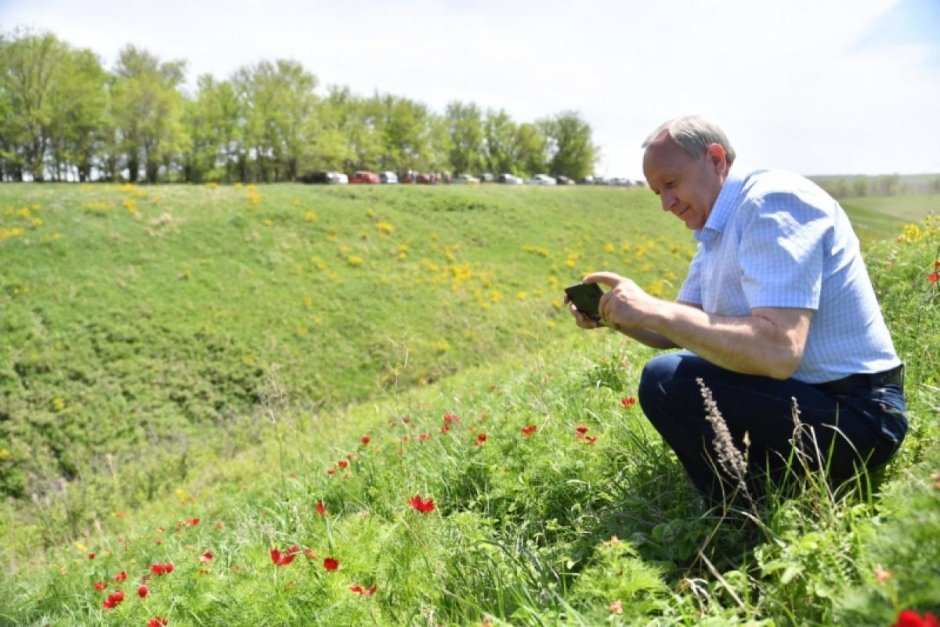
0, 183, 937, 625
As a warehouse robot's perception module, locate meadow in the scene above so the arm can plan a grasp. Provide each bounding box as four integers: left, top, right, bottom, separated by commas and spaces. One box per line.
0, 183, 937, 626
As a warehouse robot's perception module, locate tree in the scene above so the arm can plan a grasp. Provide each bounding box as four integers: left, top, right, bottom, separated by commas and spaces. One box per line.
0, 29, 71, 181
111, 45, 187, 182
182, 75, 242, 182
47, 48, 108, 181
445, 101, 484, 175
513, 122, 547, 177
231, 59, 319, 182
542, 110, 597, 180
483, 108, 519, 175
381, 95, 432, 173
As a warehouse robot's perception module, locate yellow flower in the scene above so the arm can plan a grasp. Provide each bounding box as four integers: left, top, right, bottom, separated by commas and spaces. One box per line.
901, 223, 922, 243
304, 211, 317, 222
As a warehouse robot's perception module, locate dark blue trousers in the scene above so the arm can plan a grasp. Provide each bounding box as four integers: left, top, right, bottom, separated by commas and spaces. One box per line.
637, 351, 908, 503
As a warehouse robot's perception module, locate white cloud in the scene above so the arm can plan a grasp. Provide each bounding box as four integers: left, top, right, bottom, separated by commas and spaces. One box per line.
2, 0, 937, 177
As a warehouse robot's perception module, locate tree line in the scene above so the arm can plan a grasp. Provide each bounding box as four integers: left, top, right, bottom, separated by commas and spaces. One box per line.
0, 28, 599, 184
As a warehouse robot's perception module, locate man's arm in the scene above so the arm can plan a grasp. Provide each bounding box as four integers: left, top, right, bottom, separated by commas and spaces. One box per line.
587, 272, 812, 380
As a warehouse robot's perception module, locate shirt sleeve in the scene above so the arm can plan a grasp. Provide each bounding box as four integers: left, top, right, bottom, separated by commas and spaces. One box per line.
677, 243, 703, 305
738, 192, 830, 310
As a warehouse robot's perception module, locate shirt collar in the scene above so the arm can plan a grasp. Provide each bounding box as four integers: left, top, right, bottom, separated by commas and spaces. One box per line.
694, 166, 747, 243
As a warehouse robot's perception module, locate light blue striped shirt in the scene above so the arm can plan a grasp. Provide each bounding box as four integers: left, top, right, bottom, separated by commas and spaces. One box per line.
677, 166, 900, 383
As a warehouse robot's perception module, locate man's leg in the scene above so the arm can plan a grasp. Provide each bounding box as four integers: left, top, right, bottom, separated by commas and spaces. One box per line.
637, 352, 897, 502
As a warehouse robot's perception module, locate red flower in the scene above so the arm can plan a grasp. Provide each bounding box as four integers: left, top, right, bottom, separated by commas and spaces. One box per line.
338, 459, 349, 469
188, 517, 200, 526
114, 570, 127, 583
521, 425, 537, 436
929, 272, 939, 284
419, 432, 429, 442
323, 557, 339, 571
327, 467, 337, 475
93, 581, 107, 592
575, 425, 589, 435
200, 551, 213, 562
620, 397, 636, 408
443, 412, 460, 424
361, 435, 370, 446
147, 618, 169, 627
350, 583, 377, 596
582, 435, 597, 445
410, 495, 435, 514
150, 562, 174, 575
475, 433, 488, 446
102, 589, 125, 609
87, 552, 96, 560
138, 584, 149, 598
270, 547, 296, 566
894, 610, 940, 627
315, 501, 326, 515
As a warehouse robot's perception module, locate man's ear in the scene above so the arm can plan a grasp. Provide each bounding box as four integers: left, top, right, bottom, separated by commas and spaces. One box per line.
705, 143, 728, 174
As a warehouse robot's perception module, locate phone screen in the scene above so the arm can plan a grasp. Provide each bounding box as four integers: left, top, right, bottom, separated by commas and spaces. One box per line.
564, 283, 603, 321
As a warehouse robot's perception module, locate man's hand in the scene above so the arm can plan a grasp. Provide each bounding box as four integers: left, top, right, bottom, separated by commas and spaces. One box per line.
584, 271, 656, 331
565, 295, 603, 329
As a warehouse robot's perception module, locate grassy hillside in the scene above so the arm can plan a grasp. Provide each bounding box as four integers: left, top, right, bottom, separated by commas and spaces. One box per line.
1, 184, 937, 625
0, 183, 695, 503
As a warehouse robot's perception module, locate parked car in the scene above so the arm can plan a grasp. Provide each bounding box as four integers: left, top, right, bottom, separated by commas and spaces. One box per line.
380, 171, 398, 184
451, 173, 480, 184
556, 175, 574, 185
497, 173, 524, 185
479, 172, 495, 183
298, 170, 347, 184
529, 174, 556, 185
349, 170, 380, 184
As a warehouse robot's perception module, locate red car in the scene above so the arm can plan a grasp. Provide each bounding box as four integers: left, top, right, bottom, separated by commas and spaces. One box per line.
349, 170, 380, 184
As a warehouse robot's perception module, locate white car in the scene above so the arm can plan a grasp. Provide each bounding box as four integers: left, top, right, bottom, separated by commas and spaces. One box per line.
529, 174, 556, 185
380, 171, 398, 184
451, 174, 480, 184
498, 173, 524, 185
327, 171, 348, 184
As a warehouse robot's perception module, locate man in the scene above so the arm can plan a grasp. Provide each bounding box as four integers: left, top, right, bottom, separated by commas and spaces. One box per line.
569, 115, 907, 503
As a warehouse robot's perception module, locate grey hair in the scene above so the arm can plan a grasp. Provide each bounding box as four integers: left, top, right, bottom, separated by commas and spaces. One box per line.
642, 115, 736, 165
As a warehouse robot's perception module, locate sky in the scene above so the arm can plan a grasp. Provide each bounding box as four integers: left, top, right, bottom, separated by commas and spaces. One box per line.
2, 0, 939, 179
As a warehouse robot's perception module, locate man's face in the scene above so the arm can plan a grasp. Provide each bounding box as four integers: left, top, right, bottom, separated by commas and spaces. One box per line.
642, 134, 728, 230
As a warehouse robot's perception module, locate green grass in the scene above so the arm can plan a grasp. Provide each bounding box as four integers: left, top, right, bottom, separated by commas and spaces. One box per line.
840, 194, 940, 242
0, 184, 938, 625
0, 183, 693, 502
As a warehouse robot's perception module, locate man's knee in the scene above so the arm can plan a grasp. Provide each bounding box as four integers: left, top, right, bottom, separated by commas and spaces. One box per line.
638, 353, 685, 423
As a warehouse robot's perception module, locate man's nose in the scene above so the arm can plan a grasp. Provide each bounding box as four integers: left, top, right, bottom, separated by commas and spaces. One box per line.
660, 190, 677, 211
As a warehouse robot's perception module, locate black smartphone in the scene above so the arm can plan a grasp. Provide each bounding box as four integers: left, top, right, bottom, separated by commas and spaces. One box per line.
564, 282, 604, 321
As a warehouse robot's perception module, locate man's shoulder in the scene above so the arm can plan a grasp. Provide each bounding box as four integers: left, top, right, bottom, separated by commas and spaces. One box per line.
734, 167, 836, 215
